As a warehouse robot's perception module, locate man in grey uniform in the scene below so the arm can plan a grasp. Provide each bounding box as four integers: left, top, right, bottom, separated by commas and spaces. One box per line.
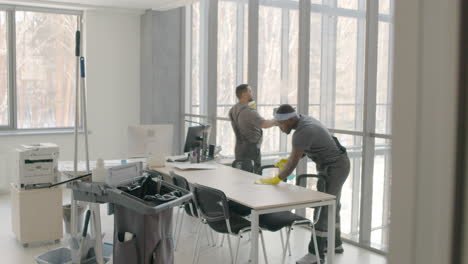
229, 84, 277, 173
257, 104, 350, 264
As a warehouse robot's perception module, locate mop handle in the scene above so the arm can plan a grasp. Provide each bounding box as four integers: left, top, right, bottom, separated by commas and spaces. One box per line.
80, 57, 85, 78
75, 31, 80, 57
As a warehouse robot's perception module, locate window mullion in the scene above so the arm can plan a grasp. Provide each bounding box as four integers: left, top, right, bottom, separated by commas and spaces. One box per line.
206, 0, 218, 145
185, 6, 192, 116
386, 1, 395, 135
236, 0, 245, 86
381, 0, 395, 249
296, 0, 311, 179
328, 1, 337, 128
200, 0, 209, 116
359, 0, 379, 246
247, 0, 259, 94
8, 10, 16, 130
349, 0, 366, 239
279, 8, 289, 153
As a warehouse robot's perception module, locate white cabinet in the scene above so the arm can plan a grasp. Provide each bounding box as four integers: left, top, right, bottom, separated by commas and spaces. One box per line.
10, 183, 63, 246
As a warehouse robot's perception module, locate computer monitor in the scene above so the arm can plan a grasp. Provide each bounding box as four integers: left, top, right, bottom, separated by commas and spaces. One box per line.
127, 124, 174, 158
183, 125, 211, 153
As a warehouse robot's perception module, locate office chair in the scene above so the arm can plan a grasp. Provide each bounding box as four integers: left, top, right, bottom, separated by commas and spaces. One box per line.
192, 184, 269, 264
171, 172, 201, 251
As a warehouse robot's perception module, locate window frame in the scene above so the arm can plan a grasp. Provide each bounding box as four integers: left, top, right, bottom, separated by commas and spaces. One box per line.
0, 4, 83, 132
184, 0, 393, 254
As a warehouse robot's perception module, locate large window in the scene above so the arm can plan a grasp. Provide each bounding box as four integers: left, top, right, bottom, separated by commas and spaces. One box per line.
258, 2, 298, 155
216, 0, 248, 156
184, 0, 393, 253
0, 7, 80, 130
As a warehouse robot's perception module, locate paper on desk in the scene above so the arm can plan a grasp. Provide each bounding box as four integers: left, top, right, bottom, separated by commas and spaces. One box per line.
172, 163, 218, 170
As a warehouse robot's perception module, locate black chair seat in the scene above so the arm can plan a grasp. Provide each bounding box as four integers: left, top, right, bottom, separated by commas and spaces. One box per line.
208, 214, 251, 235
229, 201, 251, 217
260, 212, 309, 232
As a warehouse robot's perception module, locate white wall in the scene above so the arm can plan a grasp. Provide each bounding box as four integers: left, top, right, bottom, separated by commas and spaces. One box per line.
0, 9, 141, 192
388, 0, 460, 263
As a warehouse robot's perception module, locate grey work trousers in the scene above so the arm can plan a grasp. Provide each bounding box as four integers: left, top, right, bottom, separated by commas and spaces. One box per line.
235, 142, 261, 174
309, 155, 350, 256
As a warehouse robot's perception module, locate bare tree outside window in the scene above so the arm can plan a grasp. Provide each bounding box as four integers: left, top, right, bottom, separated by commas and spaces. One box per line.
15, 11, 77, 129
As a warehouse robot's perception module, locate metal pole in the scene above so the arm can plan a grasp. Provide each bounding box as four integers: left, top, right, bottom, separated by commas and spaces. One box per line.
80, 56, 90, 172
71, 16, 81, 237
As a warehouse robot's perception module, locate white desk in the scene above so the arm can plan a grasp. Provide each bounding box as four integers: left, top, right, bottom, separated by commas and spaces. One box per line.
153, 162, 336, 264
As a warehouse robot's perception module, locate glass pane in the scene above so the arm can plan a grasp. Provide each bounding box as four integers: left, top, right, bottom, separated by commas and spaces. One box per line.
371, 138, 391, 251
258, 6, 282, 107
216, 119, 235, 157
16, 11, 77, 129
309, 12, 321, 108
376, 21, 391, 134
217, 1, 248, 118
336, 134, 362, 242
335, 17, 361, 130
0, 12, 8, 126
287, 9, 299, 106
335, 105, 355, 131
258, 4, 299, 154
258, 106, 280, 154
379, 0, 391, 14
338, 0, 358, 9
217, 1, 238, 118
308, 106, 320, 120
190, 2, 201, 115
305, 134, 362, 243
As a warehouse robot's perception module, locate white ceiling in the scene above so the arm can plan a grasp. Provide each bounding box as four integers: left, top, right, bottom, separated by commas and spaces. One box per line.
1, 0, 194, 10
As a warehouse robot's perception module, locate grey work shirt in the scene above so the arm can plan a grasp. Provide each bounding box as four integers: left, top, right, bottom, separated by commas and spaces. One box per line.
292, 115, 345, 166
229, 103, 265, 145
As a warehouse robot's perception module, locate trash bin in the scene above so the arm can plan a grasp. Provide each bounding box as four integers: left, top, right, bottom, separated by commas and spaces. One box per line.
62, 204, 85, 234
112, 176, 191, 264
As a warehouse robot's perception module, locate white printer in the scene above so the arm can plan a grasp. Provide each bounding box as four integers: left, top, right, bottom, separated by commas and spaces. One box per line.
16, 143, 59, 188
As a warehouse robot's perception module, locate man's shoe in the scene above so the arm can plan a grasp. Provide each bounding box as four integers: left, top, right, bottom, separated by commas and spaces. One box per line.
296, 253, 324, 264
323, 244, 344, 254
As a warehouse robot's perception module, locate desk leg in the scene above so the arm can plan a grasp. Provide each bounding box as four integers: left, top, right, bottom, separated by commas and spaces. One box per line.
327, 201, 336, 264
250, 210, 259, 264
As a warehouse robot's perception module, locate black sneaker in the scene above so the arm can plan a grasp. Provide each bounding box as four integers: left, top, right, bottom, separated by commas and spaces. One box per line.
323, 245, 344, 254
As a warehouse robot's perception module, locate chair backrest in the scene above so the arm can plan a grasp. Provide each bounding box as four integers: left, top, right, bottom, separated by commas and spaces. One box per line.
295, 173, 328, 192
232, 159, 255, 173
170, 171, 198, 217
192, 184, 230, 222
171, 172, 190, 191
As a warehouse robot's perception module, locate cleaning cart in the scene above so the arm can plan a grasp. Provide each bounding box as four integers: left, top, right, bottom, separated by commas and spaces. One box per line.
36, 161, 192, 264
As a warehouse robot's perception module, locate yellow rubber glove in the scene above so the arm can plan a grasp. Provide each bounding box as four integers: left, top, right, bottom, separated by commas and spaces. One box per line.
255, 175, 282, 185
274, 158, 289, 169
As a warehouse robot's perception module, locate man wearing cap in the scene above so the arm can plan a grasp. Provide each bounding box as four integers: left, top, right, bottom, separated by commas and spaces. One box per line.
257, 104, 350, 264
229, 84, 277, 173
